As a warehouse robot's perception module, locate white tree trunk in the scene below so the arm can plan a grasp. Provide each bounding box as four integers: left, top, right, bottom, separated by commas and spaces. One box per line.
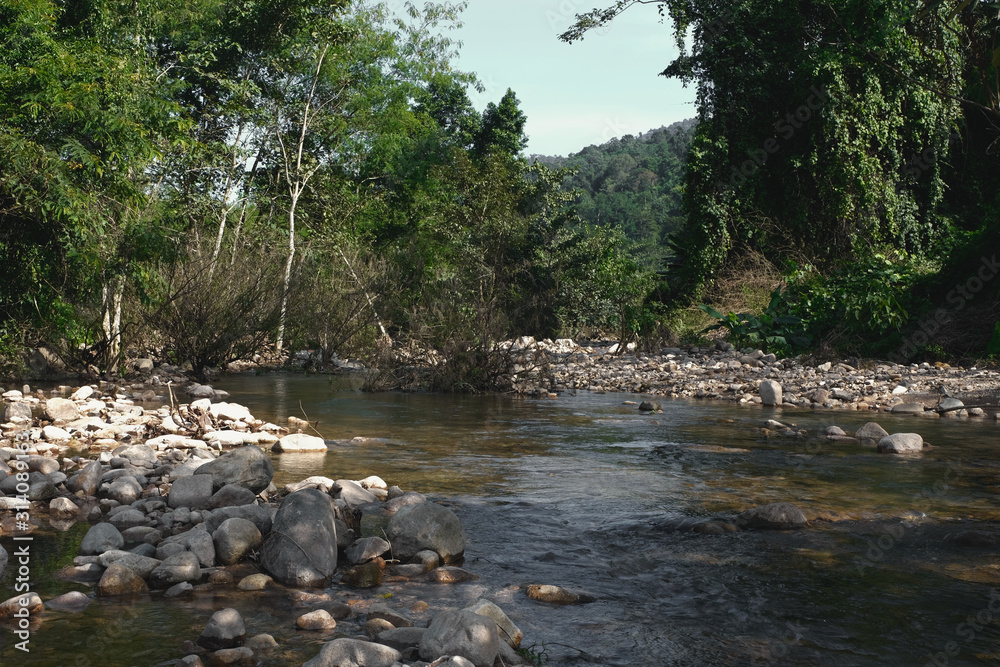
101, 276, 124, 371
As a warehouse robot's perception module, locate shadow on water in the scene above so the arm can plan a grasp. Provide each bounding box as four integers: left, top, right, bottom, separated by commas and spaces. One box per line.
4, 373, 999, 665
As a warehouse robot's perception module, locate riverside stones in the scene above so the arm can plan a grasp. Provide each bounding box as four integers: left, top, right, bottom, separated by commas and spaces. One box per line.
80, 522, 125, 555
97, 562, 150, 596
526, 584, 596, 605
44, 397, 79, 422
149, 551, 201, 588
386, 501, 466, 563
260, 489, 338, 587
419, 609, 499, 667
296, 609, 337, 631
465, 600, 522, 649
168, 474, 215, 510
737, 502, 808, 530
877, 433, 924, 454
855, 422, 889, 442
759, 379, 782, 406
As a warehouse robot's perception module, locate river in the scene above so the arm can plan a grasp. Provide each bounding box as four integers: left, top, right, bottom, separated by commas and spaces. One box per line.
4, 373, 1000, 666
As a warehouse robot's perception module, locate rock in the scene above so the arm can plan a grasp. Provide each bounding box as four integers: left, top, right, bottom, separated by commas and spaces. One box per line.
335, 479, 377, 506
49, 497, 79, 520
0, 592, 43, 618
135, 358, 154, 373
419, 609, 499, 667
302, 638, 401, 667
107, 476, 144, 505
759, 380, 782, 406
70, 385, 95, 401
367, 603, 414, 628
465, 600, 522, 649
198, 608, 246, 651
891, 402, 925, 414
209, 484, 257, 509
237, 574, 272, 590
736, 502, 808, 530
638, 401, 660, 412
97, 562, 151, 596
817, 362, 832, 372
341, 558, 385, 588
187, 384, 218, 400
67, 460, 102, 496
3, 401, 32, 422
206, 647, 255, 667
168, 474, 215, 510
157, 529, 216, 567
428, 566, 479, 583
149, 551, 201, 588
39, 426, 72, 444
45, 397, 79, 422
45, 591, 91, 612
203, 505, 274, 536
877, 433, 924, 454
260, 489, 338, 587
385, 491, 427, 515
194, 446, 274, 493
855, 422, 889, 442
386, 502, 466, 563
98, 552, 162, 578
245, 634, 278, 651
0, 544, 6, 573
109, 508, 147, 531
824, 425, 846, 436
213, 518, 262, 566
80, 522, 125, 555
204, 431, 249, 448
376, 626, 426, 651
115, 444, 158, 466
273, 434, 327, 452
345, 536, 390, 565
297, 609, 337, 631
526, 584, 596, 605
807, 388, 830, 404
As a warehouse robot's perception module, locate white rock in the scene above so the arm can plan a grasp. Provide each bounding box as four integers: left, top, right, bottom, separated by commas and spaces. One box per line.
273, 434, 327, 452
204, 431, 249, 448
877, 433, 924, 454
891, 385, 908, 395
42, 425, 72, 442
759, 379, 782, 406
209, 402, 253, 422
70, 386, 95, 401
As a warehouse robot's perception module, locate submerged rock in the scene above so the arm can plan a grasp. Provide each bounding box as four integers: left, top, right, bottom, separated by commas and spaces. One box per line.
386, 501, 466, 564
877, 433, 923, 454
198, 608, 246, 651
526, 584, 596, 605
737, 502, 808, 530
419, 609, 499, 667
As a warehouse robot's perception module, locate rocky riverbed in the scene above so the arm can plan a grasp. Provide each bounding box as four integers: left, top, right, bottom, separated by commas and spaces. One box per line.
505, 337, 1000, 418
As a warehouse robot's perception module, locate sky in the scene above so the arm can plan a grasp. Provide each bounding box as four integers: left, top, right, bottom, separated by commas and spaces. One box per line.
447, 0, 697, 157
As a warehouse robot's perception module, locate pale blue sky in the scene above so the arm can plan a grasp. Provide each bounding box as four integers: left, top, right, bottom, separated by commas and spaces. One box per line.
448, 0, 696, 156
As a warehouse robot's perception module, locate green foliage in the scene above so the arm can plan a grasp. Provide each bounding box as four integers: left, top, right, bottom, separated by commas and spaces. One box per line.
986, 322, 1000, 359
699, 287, 810, 356
517, 643, 550, 667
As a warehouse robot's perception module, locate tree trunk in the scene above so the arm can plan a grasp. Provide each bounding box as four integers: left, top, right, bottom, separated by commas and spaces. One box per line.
275, 196, 297, 354
101, 276, 124, 372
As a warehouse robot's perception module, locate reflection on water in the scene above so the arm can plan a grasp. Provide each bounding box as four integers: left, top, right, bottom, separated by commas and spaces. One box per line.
3, 373, 999, 665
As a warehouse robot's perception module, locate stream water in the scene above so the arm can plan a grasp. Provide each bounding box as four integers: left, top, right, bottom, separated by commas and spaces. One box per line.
3, 373, 1000, 666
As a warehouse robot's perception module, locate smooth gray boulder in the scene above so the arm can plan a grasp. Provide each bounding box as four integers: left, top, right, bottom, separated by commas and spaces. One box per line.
168, 474, 214, 510
98, 552, 162, 579
108, 508, 147, 531
260, 489, 338, 587
209, 483, 256, 509
335, 479, 377, 507
96, 562, 150, 596
114, 444, 157, 466
213, 517, 262, 566
759, 379, 782, 406
465, 600, 522, 649
198, 607, 246, 651
419, 610, 499, 667
148, 551, 201, 588
736, 502, 808, 530
878, 433, 924, 454
386, 502, 466, 563
891, 402, 926, 414
80, 522, 125, 555
855, 422, 889, 442
107, 476, 144, 505
303, 638, 401, 667
194, 446, 273, 493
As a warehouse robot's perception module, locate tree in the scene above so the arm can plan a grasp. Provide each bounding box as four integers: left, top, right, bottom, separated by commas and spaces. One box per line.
474, 88, 529, 158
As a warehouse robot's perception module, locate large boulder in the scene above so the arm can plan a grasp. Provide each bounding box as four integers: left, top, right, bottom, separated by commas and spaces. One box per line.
193, 446, 273, 493
96, 562, 150, 596
303, 639, 400, 667
465, 600, 522, 649
213, 518, 262, 566
260, 489, 338, 587
878, 433, 924, 454
148, 551, 201, 589
203, 504, 275, 535
737, 502, 808, 530
386, 502, 466, 563
419, 610, 499, 667
80, 522, 125, 555
168, 474, 215, 510
759, 379, 782, 406
156, 529, 216, 567
2, 402, 32, 423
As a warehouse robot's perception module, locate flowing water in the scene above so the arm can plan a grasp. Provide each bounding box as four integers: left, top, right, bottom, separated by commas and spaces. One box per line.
3, 373, 1000, 666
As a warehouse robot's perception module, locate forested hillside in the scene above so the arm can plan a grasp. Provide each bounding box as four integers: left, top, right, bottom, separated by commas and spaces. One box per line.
532, 118, 696, 267
565, 0, 1000, 361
